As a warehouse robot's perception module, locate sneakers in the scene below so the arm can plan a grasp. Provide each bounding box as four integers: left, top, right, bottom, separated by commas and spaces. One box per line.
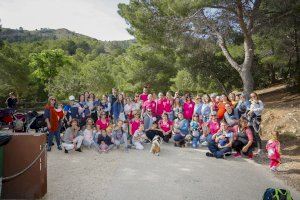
57, 146, 62, 150
233, 152, 242, 158
64, 149, 68, 154
206, 152, 214, 157
270, 166, 278, 172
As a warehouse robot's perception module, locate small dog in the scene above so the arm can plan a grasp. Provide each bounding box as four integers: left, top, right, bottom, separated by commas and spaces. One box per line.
150, 135, 162, 156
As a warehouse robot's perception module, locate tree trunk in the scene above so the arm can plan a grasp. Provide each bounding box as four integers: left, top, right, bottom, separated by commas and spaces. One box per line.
239, 66, 254, 97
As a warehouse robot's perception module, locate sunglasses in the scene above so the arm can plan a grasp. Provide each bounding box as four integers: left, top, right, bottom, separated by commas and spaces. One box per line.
51, 99, 56, 101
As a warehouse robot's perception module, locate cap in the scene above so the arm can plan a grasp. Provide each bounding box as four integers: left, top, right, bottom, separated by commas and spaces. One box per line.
69, 95, 75, 101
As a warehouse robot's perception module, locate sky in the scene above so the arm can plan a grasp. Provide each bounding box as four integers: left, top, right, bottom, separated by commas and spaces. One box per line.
0, 0, 134, 41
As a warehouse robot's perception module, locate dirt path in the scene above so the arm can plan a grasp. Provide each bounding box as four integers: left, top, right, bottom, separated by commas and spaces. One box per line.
44, 144, 300, 200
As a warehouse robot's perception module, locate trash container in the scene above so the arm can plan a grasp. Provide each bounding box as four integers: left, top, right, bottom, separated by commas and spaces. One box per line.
0, 132, 12, 196
2, 132, 47, 199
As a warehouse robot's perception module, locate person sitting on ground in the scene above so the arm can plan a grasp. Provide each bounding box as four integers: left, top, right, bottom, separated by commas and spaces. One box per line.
232, 116, 254, 159
111, 120, 129, 151
145, 122, 164, 141
62, 119, 83, 153
158, 112, 173, 143
132, 124, 147, 150
223, 103, 239, 127
82, 118, 97, 149
199, 125, 211, 146
173, 112, 189, 147
97, 129, 114, 153
206, 121, 233, 159
189, 114, 201, 148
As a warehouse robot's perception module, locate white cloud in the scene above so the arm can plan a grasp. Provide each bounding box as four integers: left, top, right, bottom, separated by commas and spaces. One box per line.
0, 0, 133, 41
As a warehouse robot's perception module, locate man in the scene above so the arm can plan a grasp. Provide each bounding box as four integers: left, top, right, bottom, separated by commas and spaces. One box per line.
108, 88, 118, 116
206, 121, 233, 159
6, 92, 18, 109
62, 119, 83, 153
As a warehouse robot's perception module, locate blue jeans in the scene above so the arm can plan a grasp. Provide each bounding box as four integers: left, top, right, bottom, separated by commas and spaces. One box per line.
208, 141, 231, 158
173, 134, 185, 142
48, 130, 61, 148
192, 136, 200, 148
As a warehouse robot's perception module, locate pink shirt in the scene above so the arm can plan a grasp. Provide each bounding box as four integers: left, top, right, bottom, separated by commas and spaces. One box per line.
183, 101, 195, 120
208, 120, 220, 135
140, 93, 148, 102
130, 119, 142, 135
143, 100, 157, 115
156, 98, 166, 116
164, 98, 173, 112
159, 120, 173, 132
96, 118, 110, 131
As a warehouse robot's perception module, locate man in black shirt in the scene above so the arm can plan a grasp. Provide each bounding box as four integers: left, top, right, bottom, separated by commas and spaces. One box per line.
108, 88, 118, 116
6, 92, 18, 109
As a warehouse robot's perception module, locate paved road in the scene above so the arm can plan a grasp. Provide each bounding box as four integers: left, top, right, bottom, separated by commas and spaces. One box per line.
45, 143, 300, 200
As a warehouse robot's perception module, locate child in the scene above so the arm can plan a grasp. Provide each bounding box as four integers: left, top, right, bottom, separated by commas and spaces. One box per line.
190, 114, 200, 148
266, 131, 281, 172
111, 120, 129, 151
132, 124, 146, 150
97, 129, 113, 153
82, 118, 97, 149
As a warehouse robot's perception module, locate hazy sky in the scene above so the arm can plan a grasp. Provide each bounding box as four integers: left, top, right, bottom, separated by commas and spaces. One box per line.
0, 0, 134, 41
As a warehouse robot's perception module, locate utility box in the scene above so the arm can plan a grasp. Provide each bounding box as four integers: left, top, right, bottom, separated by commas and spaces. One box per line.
2, 132, 47, 199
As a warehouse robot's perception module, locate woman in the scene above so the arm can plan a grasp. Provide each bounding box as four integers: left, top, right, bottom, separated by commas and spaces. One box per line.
207, 112, 220, 135
183, 95, 195, 121
112, 94, 125, 124
142, 94, 156, 116
96, 111, 110, 132
172, 112, 189, 147
132, 93, 142, 114
248, 92, 264, 152
201, 95, 211, 123
228, 92, 237, 108
158, 113, 173, 143
164, 91, 174, 120
44, 96, 62, 151
100, 95, 111, 117
217, 95, 231, 120
76, 94, 89, 127
173, 97, 182, 120
193, 95, 203, 116
87, 93, 98, 122
124, 97, 134, 120
62, 119, 84, 153
232, 116, 254, 159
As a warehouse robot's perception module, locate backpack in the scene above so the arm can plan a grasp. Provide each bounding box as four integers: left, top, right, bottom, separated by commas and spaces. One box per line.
263, 188, 293, 200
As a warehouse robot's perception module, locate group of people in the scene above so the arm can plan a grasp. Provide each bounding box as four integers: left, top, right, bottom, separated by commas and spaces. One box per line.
43, 87, 281, 171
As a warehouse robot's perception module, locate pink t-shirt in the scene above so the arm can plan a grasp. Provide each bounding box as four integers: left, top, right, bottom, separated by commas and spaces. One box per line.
164, 98, 173, 113
208, 120, 220, 135
183, 101, 195, 120
140, 93, 148, 102
159, 120, 173, 132
156, 98, 166, 116
130, 119, 142, 135
96, 118, 110, 131
143, 100, 157, 115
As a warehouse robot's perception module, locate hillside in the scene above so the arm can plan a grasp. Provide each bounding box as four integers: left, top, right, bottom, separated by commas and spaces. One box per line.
0, 27, 96, 43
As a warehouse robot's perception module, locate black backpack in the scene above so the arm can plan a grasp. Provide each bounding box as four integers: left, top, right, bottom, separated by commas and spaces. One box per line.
263, 188, 293, 200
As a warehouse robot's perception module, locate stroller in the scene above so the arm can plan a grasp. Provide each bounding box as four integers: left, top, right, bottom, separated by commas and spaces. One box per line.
0, 108, 26, 132
25, 111, 47, 133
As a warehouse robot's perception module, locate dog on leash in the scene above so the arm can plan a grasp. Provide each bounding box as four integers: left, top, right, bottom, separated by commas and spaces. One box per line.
150, 135, 162, 156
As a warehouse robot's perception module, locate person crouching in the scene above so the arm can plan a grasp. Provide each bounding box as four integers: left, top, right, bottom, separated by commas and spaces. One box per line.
62, 119, 83, 153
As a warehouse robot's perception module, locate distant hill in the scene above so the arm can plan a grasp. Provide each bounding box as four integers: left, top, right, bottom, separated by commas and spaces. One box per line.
0, 27, 98, 43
